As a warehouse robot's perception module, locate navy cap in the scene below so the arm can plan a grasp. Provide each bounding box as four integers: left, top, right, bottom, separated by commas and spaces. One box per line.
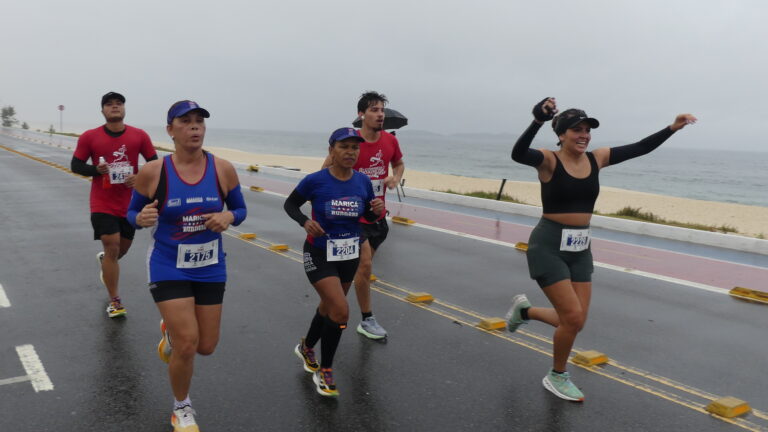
328, 127, 364, 145
167, 100, 210, 124
552, 109, 599, 136
101, 92, 125, 106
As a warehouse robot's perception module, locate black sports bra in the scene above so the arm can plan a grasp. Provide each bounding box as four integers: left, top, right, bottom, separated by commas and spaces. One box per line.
541, 152, 600, 214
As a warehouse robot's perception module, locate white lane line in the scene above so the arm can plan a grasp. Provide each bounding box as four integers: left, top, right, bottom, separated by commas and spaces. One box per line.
0, 283, 9, 307
412, 222, 731, 296
0, 376, 31, 386
15, 345, 53, 392
594, 262, 730, 295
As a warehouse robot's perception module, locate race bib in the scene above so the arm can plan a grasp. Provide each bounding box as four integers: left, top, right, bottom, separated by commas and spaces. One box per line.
326, 236, 359, 262
371, 179, 385, 197
177, 240, 219, 268
109, 164, 133, 184
560, 228, 591, 252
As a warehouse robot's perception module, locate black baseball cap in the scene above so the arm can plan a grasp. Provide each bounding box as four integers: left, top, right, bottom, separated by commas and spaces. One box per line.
101, 92, 126, 107
552, 109, 599, 136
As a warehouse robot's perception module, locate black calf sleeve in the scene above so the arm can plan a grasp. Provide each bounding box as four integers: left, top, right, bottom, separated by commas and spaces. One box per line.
320, 316, 347, 369
305, 309, 324, 348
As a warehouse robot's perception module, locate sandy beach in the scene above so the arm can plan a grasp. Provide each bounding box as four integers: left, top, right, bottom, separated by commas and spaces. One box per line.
206, 146, 768, 238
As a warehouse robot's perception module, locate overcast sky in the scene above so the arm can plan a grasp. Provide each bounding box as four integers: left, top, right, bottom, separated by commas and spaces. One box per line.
2, 0, 766, 151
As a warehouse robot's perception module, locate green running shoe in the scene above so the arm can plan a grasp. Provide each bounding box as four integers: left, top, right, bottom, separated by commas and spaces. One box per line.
505, 294, 531, 333
542, 370, 584, 402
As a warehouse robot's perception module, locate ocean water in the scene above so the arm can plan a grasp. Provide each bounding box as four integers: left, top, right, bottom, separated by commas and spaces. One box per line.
140, 126, 768, 208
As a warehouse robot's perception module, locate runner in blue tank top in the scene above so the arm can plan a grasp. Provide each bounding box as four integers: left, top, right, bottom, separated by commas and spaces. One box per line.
127, 100, 246, 432
148, 152, 227, 282
284, 127, 384, 397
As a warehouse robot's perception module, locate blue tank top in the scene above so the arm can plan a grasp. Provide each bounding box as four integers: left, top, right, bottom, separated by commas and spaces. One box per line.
148, 153, 226, 282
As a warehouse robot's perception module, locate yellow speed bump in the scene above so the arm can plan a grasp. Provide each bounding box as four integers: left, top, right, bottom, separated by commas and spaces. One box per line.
247, 165, 259, 172
477, 317, 507, 330
269, 244, 290, 252
239, 233, 257, 240
514, 242, 528, 252
249, 186, 264, 192
391, 216, 415, 225
405, 292, 434, 304
572, 350, 609, 366
706, 397, 751, 418
729, 287, 768, 305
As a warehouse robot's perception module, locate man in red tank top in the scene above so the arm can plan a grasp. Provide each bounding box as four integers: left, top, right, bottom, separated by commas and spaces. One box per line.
323, 91, 404, 339
71, 92, 157, 318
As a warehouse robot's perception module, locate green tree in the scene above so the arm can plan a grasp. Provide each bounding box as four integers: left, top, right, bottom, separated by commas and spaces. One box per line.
21, 122, 29, 129
1, 106, 19, 127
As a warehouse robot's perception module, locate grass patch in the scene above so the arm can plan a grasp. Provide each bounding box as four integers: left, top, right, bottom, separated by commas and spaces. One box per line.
440, 192, 741, 235
440, 189, 527, 204
597, 206, 738, 234
48, 131, 80, 137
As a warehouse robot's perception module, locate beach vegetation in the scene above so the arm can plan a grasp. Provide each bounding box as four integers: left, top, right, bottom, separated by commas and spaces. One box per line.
1, 106, 19, 127
49, 131, 80, 137
443, 192, 742, 235
441, 189, 526, 204
48, 125, 55, 134
599, 206, 738, 234
21, 122, 29, 130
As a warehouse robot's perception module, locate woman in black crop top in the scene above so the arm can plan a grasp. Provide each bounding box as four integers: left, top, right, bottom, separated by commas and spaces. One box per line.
505, 97, 696, 402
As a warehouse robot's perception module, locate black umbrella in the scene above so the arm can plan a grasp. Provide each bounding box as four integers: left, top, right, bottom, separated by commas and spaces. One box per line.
352, 108, 408, 130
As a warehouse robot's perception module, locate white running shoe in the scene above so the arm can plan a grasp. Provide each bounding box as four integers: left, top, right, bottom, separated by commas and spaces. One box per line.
96, 251, 105, 285
171, 405, 199, 432
357, 316, 387, 339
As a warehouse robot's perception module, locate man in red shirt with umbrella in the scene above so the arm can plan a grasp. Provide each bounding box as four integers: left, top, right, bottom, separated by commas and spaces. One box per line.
324, 91, 405, 339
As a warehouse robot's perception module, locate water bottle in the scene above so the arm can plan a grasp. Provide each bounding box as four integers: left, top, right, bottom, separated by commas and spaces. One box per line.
99, 156, 111, 189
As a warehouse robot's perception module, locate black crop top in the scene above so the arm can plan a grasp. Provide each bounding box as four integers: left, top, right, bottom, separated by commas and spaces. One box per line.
541, 152, 599, 214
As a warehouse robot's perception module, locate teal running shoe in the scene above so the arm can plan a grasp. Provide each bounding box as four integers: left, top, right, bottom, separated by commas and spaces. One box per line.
542, 370, 584, 402
505, 294, 531, 333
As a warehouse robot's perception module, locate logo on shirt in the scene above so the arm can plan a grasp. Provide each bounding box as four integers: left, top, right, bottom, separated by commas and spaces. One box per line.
359, 149, 386, 178
326, 196, 362, 218
186, 197, 203, 204
168, 198, 182, 207
205, 197, 219, 202
112, 144, 128, 163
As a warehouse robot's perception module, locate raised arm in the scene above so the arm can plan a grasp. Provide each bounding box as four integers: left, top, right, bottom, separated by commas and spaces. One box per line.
604, 113, 697, 167
511, 97, 558, 167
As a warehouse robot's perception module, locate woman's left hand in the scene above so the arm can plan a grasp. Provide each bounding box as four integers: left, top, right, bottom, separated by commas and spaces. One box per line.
670, 114, 697, 131
202, 211, 235, 233
370, 198, 384, 216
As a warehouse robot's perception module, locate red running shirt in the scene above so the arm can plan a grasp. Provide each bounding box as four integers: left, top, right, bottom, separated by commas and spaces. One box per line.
354, 130, 403, 223
73, 125, 157, 217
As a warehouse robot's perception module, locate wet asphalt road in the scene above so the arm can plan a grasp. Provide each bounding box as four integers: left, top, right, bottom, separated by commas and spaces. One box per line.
1, 129, 767, 432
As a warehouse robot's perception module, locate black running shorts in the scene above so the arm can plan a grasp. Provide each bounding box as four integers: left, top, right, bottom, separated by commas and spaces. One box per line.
303, 240, 362, 284
361, 218, 389, 251
149, 280, 225, 305
91, 212, 136, 241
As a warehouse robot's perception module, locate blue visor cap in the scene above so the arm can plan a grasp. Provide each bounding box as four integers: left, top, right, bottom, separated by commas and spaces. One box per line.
167, 101, 210, 124
328, 127, 364, 145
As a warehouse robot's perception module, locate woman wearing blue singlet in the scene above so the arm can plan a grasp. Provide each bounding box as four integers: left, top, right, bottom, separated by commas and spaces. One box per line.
506, 97, 696, 402
127, 100, 247, 431
284, 127, 384, 397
